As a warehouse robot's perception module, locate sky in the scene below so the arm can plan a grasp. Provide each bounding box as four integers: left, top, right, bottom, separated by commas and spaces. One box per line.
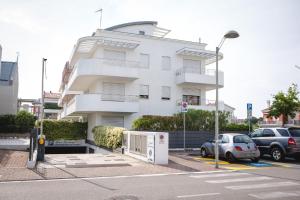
0, 0, 299, 119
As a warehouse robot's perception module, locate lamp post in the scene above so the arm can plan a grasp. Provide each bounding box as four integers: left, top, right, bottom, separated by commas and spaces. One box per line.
215, 31, 239, 169
40, 58, 47, 137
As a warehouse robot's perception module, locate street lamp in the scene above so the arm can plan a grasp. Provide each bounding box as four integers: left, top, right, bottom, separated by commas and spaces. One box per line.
40, 58, 47, 137
215, 30, 239, 168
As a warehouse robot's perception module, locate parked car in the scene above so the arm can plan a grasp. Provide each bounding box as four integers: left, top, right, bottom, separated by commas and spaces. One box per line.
249, 127, 300, 161
200, 133, 260, 163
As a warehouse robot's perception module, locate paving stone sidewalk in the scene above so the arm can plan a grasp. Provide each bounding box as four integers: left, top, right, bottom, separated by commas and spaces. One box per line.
0, 150, 42, 181
1, 151, 218, 181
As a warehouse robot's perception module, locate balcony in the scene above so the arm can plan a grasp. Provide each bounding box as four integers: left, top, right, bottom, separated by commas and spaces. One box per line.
67, 58, 140, 91
175, 68, 224, 90
61, 93, 139, 117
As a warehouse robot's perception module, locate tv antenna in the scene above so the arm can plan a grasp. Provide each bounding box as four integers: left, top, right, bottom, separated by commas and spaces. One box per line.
95, 8, 103, 29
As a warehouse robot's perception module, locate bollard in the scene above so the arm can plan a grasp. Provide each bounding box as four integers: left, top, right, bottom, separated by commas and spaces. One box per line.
37, 134, 46, 161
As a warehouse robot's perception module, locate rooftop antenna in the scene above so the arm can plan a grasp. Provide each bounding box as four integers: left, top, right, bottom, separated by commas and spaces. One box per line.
95, 8, 103, 29
16, 52, 20, 63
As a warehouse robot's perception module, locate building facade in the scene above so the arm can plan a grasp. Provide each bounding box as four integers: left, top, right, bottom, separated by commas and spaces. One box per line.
58, 21, 234, 140
0, 45, 19, 115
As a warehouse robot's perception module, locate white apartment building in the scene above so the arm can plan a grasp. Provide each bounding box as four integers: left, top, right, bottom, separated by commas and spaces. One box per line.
0, 45, 19, 115
58, 21, 234, 141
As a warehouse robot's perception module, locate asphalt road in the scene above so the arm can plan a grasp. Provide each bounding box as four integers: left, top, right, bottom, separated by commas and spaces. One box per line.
1, 163, 300, 200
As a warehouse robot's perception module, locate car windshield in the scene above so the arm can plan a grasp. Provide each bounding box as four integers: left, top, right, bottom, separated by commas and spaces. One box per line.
233, 135, 252, 143
289, 128, 300, 137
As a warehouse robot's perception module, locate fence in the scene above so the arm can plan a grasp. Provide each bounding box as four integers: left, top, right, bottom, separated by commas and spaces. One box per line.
169, 131, 249, 149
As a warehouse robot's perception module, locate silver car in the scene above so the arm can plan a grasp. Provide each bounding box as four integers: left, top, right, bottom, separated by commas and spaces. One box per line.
200, 133, 260, 162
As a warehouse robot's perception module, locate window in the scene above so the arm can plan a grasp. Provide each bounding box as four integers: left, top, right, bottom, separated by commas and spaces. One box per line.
183, 59, 201, 73
139, 85, 149, 99
161, 86, 171, 100
140, 53, 149, 68
222, 135, 230, 143
262, 129, 275, 137
161, 56, 171, 71
182, 95, 200, 105
139, 30, 145, 35
251, 129, 263, 138
102, 83, 125, 101
288, 128, 300, 137
277, 129, 290, 137
233, 135, 252, 143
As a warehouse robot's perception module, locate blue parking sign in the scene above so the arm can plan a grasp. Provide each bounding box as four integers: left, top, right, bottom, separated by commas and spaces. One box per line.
247, 103, 252, 111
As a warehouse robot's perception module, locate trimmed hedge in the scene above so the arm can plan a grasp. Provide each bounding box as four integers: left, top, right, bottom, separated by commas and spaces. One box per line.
36, 120, 87, 140
92, 126, 125, 149
224, 123, 250, 132
133, 109, 229, 132
0, 111, 35, 133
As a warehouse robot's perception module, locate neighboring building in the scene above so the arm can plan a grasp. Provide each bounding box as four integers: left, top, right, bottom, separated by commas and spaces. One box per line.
58, 21, 235, 141
0, 45, 19, 115
39, 92, 61, 119
260, 100, 300, 127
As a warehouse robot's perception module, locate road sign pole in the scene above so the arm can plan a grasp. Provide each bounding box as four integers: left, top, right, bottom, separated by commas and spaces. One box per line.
183, 112, 186, 151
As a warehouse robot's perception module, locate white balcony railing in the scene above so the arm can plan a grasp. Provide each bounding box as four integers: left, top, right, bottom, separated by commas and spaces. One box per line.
69, 58, 140, 82
175, 68, 216, 76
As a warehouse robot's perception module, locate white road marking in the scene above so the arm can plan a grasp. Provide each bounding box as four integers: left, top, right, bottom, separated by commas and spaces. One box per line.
226, 181, 300, 190
249, 191, 300, 199
177, 193, 220, 198
0, 170, 234, 184
190, 172, 249, 179
206, 176, 272, 183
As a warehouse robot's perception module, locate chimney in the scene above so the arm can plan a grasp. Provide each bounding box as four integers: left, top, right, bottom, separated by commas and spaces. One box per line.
267, 100, 271, 108
198, 37, 201, 43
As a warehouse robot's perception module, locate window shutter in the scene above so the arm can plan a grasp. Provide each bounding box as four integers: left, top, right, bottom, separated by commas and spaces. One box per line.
183, 59, 201, 73
161, 86, 171, 100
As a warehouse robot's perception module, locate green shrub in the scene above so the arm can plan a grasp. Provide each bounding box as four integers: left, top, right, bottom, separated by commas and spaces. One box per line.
133, 109, 229, 132
92, 126, 125, 149
44, 103, 62, 110
224, 123, 249, 131
36, 120, 87, 140
0, 111, 35, 133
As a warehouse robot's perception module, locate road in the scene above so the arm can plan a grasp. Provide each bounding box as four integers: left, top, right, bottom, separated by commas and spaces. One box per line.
1, 161, 300, 200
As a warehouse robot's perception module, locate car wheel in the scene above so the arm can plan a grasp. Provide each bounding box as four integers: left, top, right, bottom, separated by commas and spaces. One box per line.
270, 147, 285, 161
200, 148, 208, 158
251, 157, 260, 163
226, 152, 235, 163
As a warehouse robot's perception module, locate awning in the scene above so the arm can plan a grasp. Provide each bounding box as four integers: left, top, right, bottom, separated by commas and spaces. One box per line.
176, 47, 223, 65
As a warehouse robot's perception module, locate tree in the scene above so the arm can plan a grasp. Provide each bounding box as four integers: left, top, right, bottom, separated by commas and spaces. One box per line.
268, 84, 300, 127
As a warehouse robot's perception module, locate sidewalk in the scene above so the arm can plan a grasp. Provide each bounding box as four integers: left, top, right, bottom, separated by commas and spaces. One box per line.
1, 151, 218, 182
0, 150, 42, 181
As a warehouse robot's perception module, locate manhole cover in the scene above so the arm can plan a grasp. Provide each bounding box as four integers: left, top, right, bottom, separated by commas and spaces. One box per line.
106, 195, 139, 200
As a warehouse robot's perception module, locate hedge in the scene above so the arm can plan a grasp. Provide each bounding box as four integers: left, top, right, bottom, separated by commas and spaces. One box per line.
0, 111, 35, 133
92, 126, 125, 149
133, 109, 229, 132
36, 120, 87, 140
224, 123, 250, 132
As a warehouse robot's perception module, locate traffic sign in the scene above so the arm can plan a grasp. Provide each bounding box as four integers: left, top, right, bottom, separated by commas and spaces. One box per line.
181, 101, 188, 113
247, 103, 252, 119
